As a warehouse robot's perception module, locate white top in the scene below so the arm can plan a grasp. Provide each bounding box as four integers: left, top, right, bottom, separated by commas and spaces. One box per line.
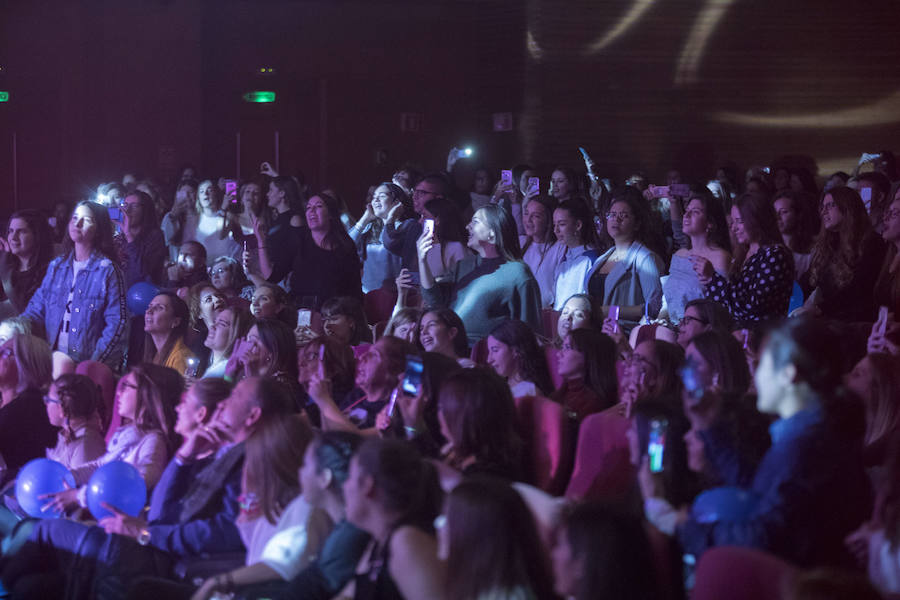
194, 213, 241, 266
869, 529, 900, 594
510, 380, 538, 398
520, 238, 566, 308
236, 495, 334, 580
57, 258, 88, 352
552, 245, 595, 310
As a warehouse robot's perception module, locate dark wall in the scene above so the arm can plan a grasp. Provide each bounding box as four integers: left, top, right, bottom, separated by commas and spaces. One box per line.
1, 0, 899, 218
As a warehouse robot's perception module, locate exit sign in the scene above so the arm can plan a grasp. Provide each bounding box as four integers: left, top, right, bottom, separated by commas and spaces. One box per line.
0, 92, 8, 103
242, 91, 275, 103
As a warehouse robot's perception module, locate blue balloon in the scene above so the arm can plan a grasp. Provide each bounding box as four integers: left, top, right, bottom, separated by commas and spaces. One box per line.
86, 461, 147, 521
15, 459, 76, 519
126, 281, 160, 314
692, 486, 758, 524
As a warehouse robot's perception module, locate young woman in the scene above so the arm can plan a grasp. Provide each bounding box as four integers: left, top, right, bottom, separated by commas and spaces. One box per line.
0, 335, 59, 484
226, 319, 299, 396
351, 182, 409, 294
549, 166, 584, 204
555, 293, 605, 344
693, 193, 795, 327
22, 201, 127, 370
202, 306, 253, 379
418, 309, 472, 366
552, 199, 601, 311
437, 367, 523, 480
209, 256, 253, 309
663, 189, 731, 324
773, 190, 818, 282
340, 438, 445, 599
193, 431, 368, 600
297, 336, 357, 428
520, 195, 565, 308
486, 319, 554, 398
803, 186, 887, 322
553, 328, 618, 421
675, 298, 735, 349
383, 307, 421, 343
44, 374, 106, 470
173, 377, 231, 440
321, 296, 372, 348
844, 352, 900, 474
117, 190, 167, 288
420, 196, 468, 280
250, 283, 295, 329
0, 209, 54, 319
308, 336, 417, 433
420, 204, 542, 344
254, 193, 362, 309
193, 179, 241, 266
678, 319, 871, 567
586, 189, 665, 333
141, 292, 195, 375
440, 478, 556, 600
874, 192, 900, 315
226, 180, 268, 249
551, 503, 658, 600
41, 363, 181, 514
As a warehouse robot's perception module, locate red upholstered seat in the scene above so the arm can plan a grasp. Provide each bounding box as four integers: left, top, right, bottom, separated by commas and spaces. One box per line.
513, 395, 576, 496
693, 546, 798, 600
565, 410, 635, 505
363, 286, 397, 326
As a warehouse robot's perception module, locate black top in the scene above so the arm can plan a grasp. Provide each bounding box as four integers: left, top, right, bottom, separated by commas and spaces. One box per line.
0, 387, 58, 485
587, 271, 607, 299
266, 211, 302, 282
278, 520, 371, 600
268, 228, 362, 310
353, 525, 424, 600
339, 389, 389, 430
815, 232, 886, 322
0, 252, 48, 314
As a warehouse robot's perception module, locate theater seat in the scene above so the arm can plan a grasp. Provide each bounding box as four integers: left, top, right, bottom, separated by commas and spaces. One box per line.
693, 546, 798, 600
541, 308, 559, 340
513, 395, 576, 496
364, 286, 397, 326
75, 360, 118, 436
565, 410, 635, 506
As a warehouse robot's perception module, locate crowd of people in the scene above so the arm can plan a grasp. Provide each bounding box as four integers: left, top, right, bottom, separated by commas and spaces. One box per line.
0, 147, 897, 599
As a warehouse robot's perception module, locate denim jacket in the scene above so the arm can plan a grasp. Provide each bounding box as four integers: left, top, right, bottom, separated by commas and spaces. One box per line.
22, 250, 127, 370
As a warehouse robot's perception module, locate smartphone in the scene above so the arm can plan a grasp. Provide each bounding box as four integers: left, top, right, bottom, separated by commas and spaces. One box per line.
860, 187, 873, 212
670, 183, 690, 197
457, 147, 473, 159
423, 219, 435, 239
386, 388, 400, 418
578, 147, 591, 162
47, 217, 57, 228
679, 356, 704, 404
401, 355, 424, 396
607, 305, 620, 334
225, 179, 237, 198
500, 170, 513, 186
527, 177, 540, 195
108, 207, 122, 221
650, 185, 670, 199
762, 166, 771, 174
184, 357, 200, 378
876, 306, 889, 337
648, 418, 668, 473
297, 309, 312, 328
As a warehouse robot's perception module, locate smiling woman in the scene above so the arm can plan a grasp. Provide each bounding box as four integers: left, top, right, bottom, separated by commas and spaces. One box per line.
0, 209, 54, 319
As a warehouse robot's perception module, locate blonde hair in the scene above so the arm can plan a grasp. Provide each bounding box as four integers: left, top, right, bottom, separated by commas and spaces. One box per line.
12, 334, 52, 391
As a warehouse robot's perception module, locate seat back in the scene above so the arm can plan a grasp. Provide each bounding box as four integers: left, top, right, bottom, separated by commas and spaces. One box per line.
514, 395, 576, 496
693, 546, 798, 600
564, 411, 635, 504
363, 286, 397, 326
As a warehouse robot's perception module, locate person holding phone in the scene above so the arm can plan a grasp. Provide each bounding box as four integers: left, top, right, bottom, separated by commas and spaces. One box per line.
693, 193, 794, 327
192, 179, 240, 266
520, 195, 566, 307
586, 188, 665, 335
419, 205, 541, 345
22, 201, 128, 370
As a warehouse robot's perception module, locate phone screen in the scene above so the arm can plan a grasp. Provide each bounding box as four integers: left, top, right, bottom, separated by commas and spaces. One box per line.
108, 207, 122, 221
386, 388, 400, 418
877, 306, 889, 337
501, 170, 513, 186
528, 177, 540, 195
423, 219, 435, 238
225, 180, 238, 200
648, 418, 668, 473
184, 357, 199, 378
401, 355, 424, 396
679, 357, 704, 404
297, 309, 312, 328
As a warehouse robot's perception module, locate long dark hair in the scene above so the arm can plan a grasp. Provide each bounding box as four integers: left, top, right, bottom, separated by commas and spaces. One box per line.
684, 188, 731, 253
142, 291, 190, 366
561, 503, 658, 600
310, 430, 363, 502
420, 308, 469, 358
488, 319, 554, 396
7, 209, 54, 270
122, 363, 182, 450
556, 197, 600, 250
62, 201, 118, 261
608, 187, 667, 259
321, 296, 370, 346
520, 195, 558, 254
557, 329, 617, 410
271, 175, 306, 219
312, 192, 356, 254
243, 414, 313, 524
444, 478, 556, 600
52, 373, 101, 441
354, 438, 443, 531
475, 204, 522, 261
773, 189, 818, 254
359, 183, 410, 258
254, 318, 299, 380
734, 192, 783, 247
437, 367, 523, 475
808, 186, 874, 290
687, 330, 751, 399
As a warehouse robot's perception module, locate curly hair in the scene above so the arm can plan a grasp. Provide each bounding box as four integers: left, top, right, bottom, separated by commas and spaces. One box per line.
808, 186, 873, 290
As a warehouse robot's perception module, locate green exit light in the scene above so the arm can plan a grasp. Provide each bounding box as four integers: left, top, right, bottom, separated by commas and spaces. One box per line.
0, 92, 8, 103
242, 91, 275, 103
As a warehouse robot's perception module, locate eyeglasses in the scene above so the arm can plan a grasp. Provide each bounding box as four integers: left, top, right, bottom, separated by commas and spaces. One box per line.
884, 209, 900, 222
413, 188, 437, 198
43, 395, 60, 405
681, 315, 708, 327
606, 211, 632, 222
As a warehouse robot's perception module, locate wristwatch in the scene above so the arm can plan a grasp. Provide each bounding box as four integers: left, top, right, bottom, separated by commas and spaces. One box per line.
137, 528, 152, 546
